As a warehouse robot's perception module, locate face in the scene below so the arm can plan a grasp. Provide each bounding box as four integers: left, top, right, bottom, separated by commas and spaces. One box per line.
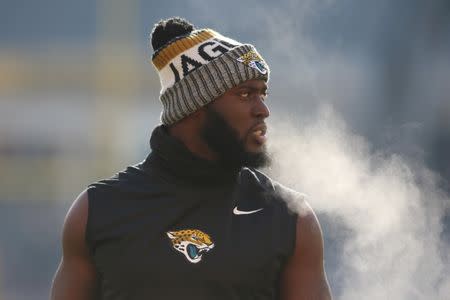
200, 79, 271, 168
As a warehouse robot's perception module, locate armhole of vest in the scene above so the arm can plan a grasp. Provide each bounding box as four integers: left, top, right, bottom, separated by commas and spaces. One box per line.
85, 186, 95, 257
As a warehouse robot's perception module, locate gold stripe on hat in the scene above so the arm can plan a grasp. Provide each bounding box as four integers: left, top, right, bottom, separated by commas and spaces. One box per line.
152, 29, 216, 70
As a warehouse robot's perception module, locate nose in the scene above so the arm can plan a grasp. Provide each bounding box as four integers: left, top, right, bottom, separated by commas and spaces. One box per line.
252, 98, 270, 119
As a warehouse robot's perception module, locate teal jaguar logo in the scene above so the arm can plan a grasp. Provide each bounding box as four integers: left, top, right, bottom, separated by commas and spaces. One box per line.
166, 229, 215, 263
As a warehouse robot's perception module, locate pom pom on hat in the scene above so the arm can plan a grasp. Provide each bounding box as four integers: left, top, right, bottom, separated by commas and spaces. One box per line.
151, 17, 194, 51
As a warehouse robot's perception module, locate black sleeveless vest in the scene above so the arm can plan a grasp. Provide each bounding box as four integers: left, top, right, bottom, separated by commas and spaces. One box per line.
86, 126, 298, 299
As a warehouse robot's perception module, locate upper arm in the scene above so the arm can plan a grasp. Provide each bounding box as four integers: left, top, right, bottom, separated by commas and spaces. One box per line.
51, 190, 98, 300
280, 201, 332, 300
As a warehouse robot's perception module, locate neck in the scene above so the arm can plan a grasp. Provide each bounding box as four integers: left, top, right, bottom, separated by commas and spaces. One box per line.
147, 125, 242, 185
167, 119, 218, 161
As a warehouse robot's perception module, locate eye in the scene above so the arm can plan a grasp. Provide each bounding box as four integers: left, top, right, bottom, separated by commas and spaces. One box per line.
239, 91, 250, 98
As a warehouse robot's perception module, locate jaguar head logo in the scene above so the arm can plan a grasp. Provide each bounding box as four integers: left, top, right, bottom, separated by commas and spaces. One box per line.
237, 50, 268, 75
166, 229, 215, 263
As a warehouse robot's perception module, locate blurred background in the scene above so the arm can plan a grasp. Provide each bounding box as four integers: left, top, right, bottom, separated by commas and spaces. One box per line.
0, 0, 449, 299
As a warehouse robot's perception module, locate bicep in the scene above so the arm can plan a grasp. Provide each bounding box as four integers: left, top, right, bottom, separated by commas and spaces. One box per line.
51, 190, 98, 300
280, 202, 332, 300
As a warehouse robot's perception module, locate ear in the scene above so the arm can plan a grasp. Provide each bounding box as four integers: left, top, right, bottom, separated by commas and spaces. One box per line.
167, 231, 175, 239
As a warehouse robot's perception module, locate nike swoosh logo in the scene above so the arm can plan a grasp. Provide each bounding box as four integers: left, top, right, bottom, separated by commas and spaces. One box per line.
233, 207, 264, 215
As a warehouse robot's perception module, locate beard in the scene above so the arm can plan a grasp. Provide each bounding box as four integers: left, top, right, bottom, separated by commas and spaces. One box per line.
200, 106, 271, 169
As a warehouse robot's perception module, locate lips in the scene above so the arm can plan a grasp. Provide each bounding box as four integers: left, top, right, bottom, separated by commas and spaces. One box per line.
252, 123, 267, 135
251, 123, 267, 144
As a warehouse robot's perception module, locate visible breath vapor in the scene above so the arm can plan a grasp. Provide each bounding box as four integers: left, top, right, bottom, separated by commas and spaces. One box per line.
267, 107, 450, 300
187, 1, 449, 298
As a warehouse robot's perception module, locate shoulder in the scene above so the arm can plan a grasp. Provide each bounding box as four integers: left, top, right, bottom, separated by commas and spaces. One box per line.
267, 183, 322, 254
245, 169, 321, 250
52, 190, 99, 299
245, 168, 308, 209
88, 162, 145, 189
295, 201, 323, 251
287, 196, 325, 271
280, 196, 324, 273
87, 160, 162, 197
62, 190, 90, 257
279, 198, 332, 299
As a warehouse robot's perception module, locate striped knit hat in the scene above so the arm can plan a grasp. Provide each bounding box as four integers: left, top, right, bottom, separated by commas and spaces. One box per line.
151, 18, 270, 125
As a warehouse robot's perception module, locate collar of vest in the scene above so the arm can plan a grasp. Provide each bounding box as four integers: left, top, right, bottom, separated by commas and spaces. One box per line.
144, 125, 241, 184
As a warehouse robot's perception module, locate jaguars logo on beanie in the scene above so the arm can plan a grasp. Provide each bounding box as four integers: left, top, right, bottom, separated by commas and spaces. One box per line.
150, 17, 270, 125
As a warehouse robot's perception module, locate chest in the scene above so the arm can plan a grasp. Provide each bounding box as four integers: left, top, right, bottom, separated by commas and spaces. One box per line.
91, 186, 291, 295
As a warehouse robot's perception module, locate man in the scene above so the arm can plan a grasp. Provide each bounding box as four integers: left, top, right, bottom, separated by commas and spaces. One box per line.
51, 17, 332, 299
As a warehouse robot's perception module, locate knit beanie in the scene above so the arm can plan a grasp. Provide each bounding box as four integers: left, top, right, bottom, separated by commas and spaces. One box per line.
150, 17, 270, 125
